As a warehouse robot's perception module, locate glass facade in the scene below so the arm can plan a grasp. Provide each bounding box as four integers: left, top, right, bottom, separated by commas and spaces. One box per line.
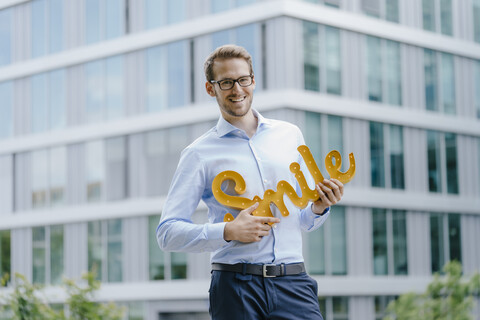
303, 22, 341, 94
427, 130, 458, 194
319, 297, 349, 320
430, 213, 462, 273
0, 8, 12, 66
370, 122, 404, 189
145, 0, 186, 29
31, 0, 64, 58
86, 0, 125, 44
362, 0, 399, 23
476, 61, 480, 118
367, 36, 402, 105
0, 81, 13, 139
372, 209, 408, 275
307, 207, 347, 275
88, 219, 123, 282
86, 140, 105, 202
0, 230, 10, 286
475, 0, 480, 43
424, 50, 456, 114
423, 0, 452, 36
32, 225, 64, 285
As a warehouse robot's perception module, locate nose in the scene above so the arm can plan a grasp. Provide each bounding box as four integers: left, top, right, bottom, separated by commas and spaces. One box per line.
231, 81, 242, 92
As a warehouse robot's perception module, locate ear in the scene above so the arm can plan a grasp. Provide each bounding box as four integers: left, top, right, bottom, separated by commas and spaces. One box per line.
205, 81, 216, 97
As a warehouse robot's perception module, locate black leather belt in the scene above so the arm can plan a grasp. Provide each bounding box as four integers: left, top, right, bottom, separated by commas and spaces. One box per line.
211, 262, 305, 278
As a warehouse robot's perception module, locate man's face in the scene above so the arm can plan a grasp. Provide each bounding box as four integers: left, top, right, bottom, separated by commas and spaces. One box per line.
205, 58, 256, 121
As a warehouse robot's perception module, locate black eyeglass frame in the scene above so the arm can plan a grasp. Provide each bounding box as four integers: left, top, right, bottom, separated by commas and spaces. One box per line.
209, 75, 254, 91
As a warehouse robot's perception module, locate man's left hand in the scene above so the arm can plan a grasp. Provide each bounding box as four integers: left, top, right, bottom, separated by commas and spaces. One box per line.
311, 179, 344, 215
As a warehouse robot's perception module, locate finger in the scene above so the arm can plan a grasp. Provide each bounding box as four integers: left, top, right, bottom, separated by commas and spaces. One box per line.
241, 202, 259, 215
331, 178, 345, 196
323, 179, 342, 200
315, 184, 332, 207
258, 216, 280, 224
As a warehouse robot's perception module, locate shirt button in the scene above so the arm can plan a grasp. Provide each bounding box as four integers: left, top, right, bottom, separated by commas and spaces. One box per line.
263, 179, 268, 183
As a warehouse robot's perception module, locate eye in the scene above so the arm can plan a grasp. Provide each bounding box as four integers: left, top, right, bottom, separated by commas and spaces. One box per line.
238, 77, 250, 85
220, 80, 233, 87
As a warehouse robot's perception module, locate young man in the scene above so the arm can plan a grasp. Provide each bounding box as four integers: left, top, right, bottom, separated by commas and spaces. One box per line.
156, 44, 344, 319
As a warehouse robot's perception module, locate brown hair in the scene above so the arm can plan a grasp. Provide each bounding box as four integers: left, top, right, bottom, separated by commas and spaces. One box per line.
204, 44, 253, 81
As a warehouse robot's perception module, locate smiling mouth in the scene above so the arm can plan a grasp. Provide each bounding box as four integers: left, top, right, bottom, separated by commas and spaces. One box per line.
229, 96, 245, 102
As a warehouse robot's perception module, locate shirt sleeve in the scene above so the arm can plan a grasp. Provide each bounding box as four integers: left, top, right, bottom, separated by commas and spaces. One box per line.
156, 147, 229, 253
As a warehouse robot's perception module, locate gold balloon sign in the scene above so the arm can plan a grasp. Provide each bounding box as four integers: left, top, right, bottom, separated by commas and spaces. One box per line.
212, 145, 356, 222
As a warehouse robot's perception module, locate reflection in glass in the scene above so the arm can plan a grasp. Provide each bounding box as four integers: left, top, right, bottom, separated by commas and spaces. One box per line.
0, 9, 12, 66
145, 0, 164, 29
105, 0, 125, 40
149, 215, 165, 280
422, 0, 435, 32
50, 225, 64, 285
326, 27, 341, 95
32, 227, 46, 284
367, 36, 382, 102
330, 207, 347, 275
385, 0, 399, 22
392, 210, 407, 275
32, 74, 48, 133
0, 82, 13, 139
32, 0, 47, 58
49, 69, 66, 130
171, 252, 187, 279
385, 40, 401, 106
373, 208, 387, 275
332, 297, 349, 319
86, 0, 100, 44
106, 56, 124, 120
49, 0, 63, 53
86, 140, 105, 202
0, 230, 11, 285
430, 213, 445, 272
303, 21, 320, 92
32, 150, 48, 208
88, 221, 103, 280
167, 42, 187, 108
86, 60, 104, 123
427, 130, 441, 192
50, 147, 66, 207
440, 0, 452, 36
424, 49, 438, 111
370, 122, 385, 188
441, 53, 455, 115
107, 219, 122, 282
448, 214, 461, 262
445, 133, 458, 194
389, 125, 404, 189
146, 46, 167, 112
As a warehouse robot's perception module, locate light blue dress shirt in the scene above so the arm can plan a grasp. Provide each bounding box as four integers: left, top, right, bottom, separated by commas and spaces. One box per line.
156, 110, 330, 265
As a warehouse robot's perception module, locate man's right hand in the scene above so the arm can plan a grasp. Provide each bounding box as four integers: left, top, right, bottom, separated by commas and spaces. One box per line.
223, 203, 281, 243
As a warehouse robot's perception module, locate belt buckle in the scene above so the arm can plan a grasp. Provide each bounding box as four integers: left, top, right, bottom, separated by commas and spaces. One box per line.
262, 264, 276, 278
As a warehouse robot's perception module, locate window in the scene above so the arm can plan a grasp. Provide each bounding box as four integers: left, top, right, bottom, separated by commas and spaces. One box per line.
375, 296, 395, 320
318, 297, 349, 320
430, 213, 461, 273
362, 0, 399, 22
474, 0, 480, 43
88, 219, 123, 282
302, 0, 340, 8
0, 81, 13, 139
86, 56, 125, 124
211, 0, 258, 13
146, 41, 189, 112
372, 209, 408, 275
32, 225, 64, 285
370, 122, 404, 189
305, 112, 344, 174
422, 0, 452, 36
31, 69, 66, 133
0, 8, 12, 66
145, 0, 186, 29
303, 22, 342, 95
31, 147, 66, 209
149, 215, 187, 280
424, 50, 455, 114
105, 137, 127, 201
31, 0, 64, 58
0, 230, 10, 286
427, 130, 458, 194
86, 140, 105, 202
307, 207, 347, 275
86, 0, 125, 44
475, 61, 480, 118
366, 36, 402, 106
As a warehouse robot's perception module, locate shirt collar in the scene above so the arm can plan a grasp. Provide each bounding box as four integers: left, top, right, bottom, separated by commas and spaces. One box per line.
215, 109, 271, 138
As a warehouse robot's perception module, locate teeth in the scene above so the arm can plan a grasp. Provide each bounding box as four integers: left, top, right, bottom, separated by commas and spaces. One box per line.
231, 97, 244, 102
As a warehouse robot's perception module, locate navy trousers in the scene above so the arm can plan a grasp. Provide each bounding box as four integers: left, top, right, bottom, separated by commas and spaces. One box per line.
209, 270, 324, 320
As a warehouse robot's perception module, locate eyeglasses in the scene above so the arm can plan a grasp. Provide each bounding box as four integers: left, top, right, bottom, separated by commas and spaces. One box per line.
210, 75, 253, 91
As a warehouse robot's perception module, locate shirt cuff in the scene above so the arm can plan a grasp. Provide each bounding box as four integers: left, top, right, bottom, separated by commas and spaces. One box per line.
206, 222, 229, 243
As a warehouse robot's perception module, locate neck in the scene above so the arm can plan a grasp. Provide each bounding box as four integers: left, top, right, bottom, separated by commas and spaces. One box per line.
224, 109, 258, 138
